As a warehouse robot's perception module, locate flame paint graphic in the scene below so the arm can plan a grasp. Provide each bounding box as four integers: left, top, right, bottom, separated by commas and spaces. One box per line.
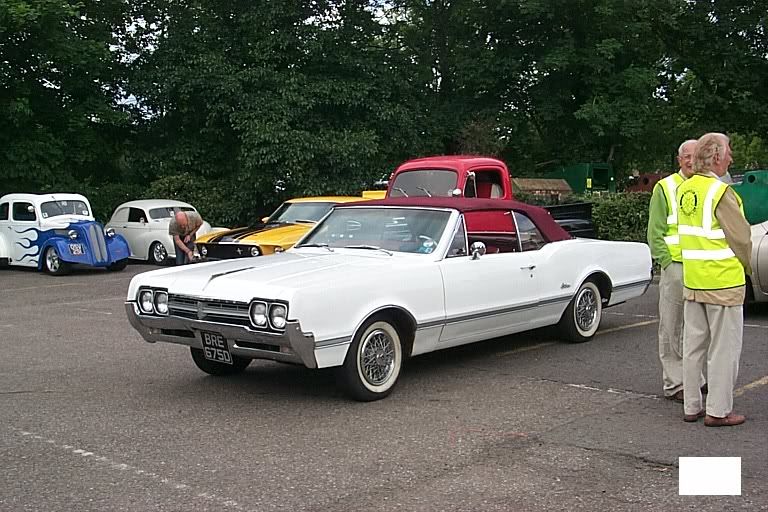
13, 227, 44, 263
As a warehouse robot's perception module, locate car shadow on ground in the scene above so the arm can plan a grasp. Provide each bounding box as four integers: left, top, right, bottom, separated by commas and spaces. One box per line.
157, 327, 562, 404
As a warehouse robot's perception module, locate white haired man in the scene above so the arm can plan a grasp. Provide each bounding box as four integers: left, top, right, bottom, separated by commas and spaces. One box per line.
677, 133, 751, 427
646, 139, 701, 402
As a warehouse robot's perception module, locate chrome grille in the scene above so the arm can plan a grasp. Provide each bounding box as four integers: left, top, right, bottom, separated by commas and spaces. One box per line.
87, 224, 107, 263
167, 294, 251, 327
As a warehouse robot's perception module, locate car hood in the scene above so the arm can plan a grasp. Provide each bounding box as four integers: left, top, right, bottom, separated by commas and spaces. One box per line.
40, 216, 97, 229
130, 250, 413, 302
195, 223, 312, 246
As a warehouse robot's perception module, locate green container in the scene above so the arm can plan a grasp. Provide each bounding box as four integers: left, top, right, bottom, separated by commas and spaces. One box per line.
731, 169, 768, 224
544, 163, 616, 194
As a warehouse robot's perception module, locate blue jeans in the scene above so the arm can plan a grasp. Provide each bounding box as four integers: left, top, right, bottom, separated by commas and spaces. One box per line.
175, 239, 196, 265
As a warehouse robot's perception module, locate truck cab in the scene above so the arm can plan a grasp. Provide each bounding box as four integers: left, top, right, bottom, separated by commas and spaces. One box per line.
387, 156, 513, 200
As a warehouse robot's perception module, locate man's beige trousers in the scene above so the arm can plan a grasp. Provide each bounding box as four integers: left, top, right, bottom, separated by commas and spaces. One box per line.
682, 301, 743, 417
658, 262, 684, 396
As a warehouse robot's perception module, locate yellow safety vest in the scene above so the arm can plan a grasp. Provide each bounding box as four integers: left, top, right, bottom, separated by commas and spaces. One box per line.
657, 172, 685, 262
677, 174, 746, 290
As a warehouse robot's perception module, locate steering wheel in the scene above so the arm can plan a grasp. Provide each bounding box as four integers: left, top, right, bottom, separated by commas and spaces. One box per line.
417, 235, 437, 254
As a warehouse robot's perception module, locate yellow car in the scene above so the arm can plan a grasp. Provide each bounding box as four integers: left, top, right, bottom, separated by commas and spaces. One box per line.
195, 196, 372, 259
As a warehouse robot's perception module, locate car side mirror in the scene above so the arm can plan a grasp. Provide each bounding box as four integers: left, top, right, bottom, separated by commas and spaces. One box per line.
140, 217, 146, 224
451, 188, 463, 197
27, 205, 35, 213
261, 216, 269, 223
470, 241, 486, 260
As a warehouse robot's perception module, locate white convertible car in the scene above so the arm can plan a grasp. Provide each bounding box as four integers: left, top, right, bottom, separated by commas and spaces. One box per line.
106, 200, 217, 264
126, 198, 652, 401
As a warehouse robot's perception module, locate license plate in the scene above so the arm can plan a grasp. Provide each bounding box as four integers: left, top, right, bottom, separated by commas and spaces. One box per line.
200, 331, 233, 365
69, 243, 83, 255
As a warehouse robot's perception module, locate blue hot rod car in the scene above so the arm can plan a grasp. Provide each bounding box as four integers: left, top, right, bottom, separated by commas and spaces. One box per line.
0, 193, 130, 275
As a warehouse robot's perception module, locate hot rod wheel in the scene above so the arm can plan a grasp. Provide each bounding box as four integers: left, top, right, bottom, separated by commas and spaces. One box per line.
43, 246, 70, 276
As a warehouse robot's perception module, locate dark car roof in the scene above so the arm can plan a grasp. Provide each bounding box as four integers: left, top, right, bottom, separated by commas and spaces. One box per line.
336, 197, 571, 242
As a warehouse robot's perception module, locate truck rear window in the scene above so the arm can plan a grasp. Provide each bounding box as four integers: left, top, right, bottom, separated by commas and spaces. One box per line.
390, 169, 458, 198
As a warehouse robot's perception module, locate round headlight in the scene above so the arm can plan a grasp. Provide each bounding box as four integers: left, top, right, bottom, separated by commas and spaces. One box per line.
105, 227, 116, 237
249, 302, 268, 327
139, 290, 154, 313
270, 304, 287, 330
68, 230, 78, 240
200, 246, 208, 257
250, 246, 261, 257
154, 291, 169, 315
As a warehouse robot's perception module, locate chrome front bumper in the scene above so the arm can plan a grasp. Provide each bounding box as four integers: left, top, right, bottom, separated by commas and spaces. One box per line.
125, 302, 318, 368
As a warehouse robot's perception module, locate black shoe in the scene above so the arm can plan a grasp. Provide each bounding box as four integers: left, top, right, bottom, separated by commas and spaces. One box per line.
665, 390, 684, 403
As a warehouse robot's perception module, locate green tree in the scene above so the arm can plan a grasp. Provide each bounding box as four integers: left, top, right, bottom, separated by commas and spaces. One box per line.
122, 0, 426, 221
0, 0, 129, 194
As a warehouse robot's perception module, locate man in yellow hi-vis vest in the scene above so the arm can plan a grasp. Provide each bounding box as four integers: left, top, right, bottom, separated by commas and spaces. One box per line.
646, 140, 699, 402
677, 133, 752, 427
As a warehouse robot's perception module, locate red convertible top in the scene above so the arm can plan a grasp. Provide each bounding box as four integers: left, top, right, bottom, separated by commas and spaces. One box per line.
337, 197, 571, 242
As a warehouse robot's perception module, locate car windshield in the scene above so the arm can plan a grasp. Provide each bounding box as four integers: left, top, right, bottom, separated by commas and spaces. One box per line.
40, 200, 90, 218
149, 206, 195, 219
389, 169, 458, 198
297, 207, 452, 254
268, 202, 335, 224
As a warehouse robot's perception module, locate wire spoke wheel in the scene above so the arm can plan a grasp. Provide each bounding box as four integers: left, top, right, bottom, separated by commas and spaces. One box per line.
559, 280, 602, 342
339, 318, 404, 401
360, 329, 396, 386
575, 287, 598, 332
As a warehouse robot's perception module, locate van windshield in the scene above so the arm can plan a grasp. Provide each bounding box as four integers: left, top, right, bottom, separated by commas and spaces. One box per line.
389, 169, 458, 198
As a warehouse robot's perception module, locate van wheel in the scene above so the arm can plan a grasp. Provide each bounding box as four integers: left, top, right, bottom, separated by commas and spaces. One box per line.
559, 280, 602, 342
337, 317, 403, 401
43, 246, 70, 275
149, 242, 168, 265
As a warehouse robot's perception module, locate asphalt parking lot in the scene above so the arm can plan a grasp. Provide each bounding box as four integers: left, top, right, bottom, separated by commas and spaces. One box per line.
1, 263, 766, 511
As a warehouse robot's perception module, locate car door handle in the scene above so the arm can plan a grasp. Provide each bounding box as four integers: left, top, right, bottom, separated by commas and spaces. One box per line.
520, 265, 536, 270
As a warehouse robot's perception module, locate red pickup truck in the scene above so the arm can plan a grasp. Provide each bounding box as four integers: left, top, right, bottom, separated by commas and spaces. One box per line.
387, 156, 513, 199
386, 155, 596, 238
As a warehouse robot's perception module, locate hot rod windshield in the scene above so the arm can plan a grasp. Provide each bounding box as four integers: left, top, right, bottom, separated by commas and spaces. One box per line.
297, 207, 452, 254
389, 169, 458, 198
40, 200, 90, 219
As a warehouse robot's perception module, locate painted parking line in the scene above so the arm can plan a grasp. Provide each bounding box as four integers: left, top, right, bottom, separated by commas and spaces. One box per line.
5, 277, 131, 293
734, 376, 768, 397
74, 308, 113, 316
499, 320, 659, 357
10, 427, 245, 510
597, 319, 659, 335
744, 323, 768, 330
499, 342, 556, 357
605, 312, 658, 319
4, 283, 83, 292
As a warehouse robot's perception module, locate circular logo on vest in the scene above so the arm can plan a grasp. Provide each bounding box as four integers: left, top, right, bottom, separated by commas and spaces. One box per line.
679, 189, 698, 216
